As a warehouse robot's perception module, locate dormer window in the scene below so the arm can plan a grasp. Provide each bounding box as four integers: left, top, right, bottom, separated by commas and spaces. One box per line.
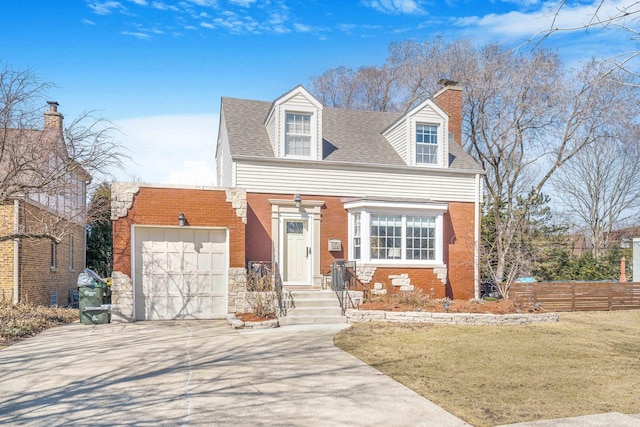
416, 124, 438, 164
285, 113, 311, 156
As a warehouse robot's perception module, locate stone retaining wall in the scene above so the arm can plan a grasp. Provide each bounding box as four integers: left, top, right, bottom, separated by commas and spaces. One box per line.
345, 309, 559, 325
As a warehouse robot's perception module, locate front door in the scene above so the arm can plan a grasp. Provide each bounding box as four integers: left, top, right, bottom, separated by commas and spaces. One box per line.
283, 219, 309, 284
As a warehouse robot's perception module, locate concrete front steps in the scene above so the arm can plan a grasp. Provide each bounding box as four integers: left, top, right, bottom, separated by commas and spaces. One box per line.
279, 289, 347, 326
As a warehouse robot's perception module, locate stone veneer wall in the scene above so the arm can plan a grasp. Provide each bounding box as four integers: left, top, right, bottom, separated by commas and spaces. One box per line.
345, 309, 559, 325
110, 271, 133, 322
228, 267, 249, 313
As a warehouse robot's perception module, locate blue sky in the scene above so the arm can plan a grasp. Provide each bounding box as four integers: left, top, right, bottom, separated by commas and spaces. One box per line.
2, 0, 636, 185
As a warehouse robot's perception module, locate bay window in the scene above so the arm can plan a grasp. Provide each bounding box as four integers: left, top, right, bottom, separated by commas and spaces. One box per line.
346, 200, 446, 265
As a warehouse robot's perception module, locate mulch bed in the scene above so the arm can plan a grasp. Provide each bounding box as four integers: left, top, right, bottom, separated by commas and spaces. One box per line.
359, 299, 521, 314
235, 312, 277, 322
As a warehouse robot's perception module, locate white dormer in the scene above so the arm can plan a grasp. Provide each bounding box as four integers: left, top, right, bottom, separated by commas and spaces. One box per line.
264, 85, 323, 161
382, 99, 449, 168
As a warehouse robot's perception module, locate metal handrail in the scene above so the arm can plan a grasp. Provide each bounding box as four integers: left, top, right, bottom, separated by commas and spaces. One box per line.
330, 260, 362, 315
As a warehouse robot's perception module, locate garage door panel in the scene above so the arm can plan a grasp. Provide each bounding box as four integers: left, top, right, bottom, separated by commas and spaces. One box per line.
167, 251, 182, 272
183, 252, 197, 271
149, 274, 168, 294
134, 228, 228, 321
211, 252, 226, 273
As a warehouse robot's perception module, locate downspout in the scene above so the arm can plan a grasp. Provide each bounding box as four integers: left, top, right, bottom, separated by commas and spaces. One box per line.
13, 200, 19, 304
474, 174, 482, 300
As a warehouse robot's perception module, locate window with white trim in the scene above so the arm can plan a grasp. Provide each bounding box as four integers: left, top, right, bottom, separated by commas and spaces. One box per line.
406, 216, 436, 260
416, 123, 438, 164
352, 213, 361, 260
346, 201, 446, 265
371, 215, 402, 260
285, 113, 311, 156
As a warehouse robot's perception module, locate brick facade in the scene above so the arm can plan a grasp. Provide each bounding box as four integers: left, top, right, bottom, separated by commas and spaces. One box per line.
0, 201, 85, 306
113, 186, 246, 277
111, 185, 247, 321
246, 193, 348, 271
246, 192, 476, 299
0, 204, 15, 301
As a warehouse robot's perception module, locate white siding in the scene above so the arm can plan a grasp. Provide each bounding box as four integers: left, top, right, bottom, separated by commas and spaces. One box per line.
284, 92, 315, 109
216, 114, 234, 188
277, 93, 322, 161
265, 109, 277, 156
384, 120, 409, 164
235, 160, 478, 202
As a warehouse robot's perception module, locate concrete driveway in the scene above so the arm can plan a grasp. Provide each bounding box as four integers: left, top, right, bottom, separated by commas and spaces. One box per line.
0, 321, 469, 426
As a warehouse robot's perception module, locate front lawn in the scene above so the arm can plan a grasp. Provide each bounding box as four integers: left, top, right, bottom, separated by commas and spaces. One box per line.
334, 311, 640, 426
0, 300, 78, 349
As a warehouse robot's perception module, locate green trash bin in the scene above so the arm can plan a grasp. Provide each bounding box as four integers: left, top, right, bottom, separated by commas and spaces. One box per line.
78, 271, 110, 325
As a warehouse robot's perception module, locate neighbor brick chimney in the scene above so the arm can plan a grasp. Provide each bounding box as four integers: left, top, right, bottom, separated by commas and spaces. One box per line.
433, 79, 462, 145
44, 101, 64, 130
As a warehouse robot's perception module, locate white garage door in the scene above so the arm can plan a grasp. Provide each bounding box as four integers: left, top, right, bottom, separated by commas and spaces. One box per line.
134, 227, 228, 320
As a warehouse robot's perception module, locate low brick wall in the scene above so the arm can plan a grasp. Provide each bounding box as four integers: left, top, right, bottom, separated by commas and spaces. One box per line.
345, 309, 559, 325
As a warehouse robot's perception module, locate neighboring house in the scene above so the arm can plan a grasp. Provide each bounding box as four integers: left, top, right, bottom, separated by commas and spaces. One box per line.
0, 102, 90, 306
110, 82, 484, 322
566, 225, 640, 257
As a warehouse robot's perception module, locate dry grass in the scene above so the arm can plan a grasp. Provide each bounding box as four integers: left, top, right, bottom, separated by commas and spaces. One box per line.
0, 300, 78, 348
334, 310, 640, 426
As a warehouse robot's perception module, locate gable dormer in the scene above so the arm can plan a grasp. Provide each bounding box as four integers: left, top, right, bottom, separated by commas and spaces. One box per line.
383, 99, 449, 168
382, 83, 462, 169
264, 86, 323, 161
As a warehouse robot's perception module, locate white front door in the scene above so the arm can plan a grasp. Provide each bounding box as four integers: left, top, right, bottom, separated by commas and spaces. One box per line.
283, 219, 309, 284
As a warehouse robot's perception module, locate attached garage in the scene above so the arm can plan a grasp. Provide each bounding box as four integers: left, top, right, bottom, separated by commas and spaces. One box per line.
133, 226, 228, 321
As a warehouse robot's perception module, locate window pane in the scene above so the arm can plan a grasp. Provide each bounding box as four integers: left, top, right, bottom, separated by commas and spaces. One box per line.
406, 216, 436, 260
416, 124, 438, 164
286, 113, 312, 156
353, 214, 361, 260
371, 215, 402, 260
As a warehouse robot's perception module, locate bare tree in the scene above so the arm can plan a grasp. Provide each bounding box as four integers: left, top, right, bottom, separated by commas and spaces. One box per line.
540, 1, 640, 82
553, 64, 640, 257
0, 66, 126, 244
310, 67, 360, 109
309, 39, 640, 297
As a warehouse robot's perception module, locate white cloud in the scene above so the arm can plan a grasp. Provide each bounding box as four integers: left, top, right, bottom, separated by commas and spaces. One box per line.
229, 0, 257, 7
455, 0, 640, 39
81, 18, 96, 25
121, 30, 153, 39
114, 114, 218, 186
88, 0, 128, 15
151, 1, 180, 11
187, 0, 218, 6
294, 23, 311, 32
200, 21, 215, 29
128, 0, 148, 5
362, 0, 424, 15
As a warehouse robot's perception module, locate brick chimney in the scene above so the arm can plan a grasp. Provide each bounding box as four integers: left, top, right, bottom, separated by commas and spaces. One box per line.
44, 101, 64, 130
433, 79, 462, 145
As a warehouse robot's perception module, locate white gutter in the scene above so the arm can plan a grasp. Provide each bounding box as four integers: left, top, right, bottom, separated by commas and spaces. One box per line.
13, 200, 19, 304
473, 174, 482, 300
232, 155, 485, 177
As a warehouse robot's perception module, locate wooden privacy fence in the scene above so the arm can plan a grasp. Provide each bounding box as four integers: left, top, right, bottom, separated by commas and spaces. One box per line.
510, 281, 640, 312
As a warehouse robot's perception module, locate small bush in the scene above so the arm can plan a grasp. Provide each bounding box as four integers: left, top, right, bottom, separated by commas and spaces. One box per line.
0, 299, 77, 347
245, 273, 277, 319
396, 289, 431, 307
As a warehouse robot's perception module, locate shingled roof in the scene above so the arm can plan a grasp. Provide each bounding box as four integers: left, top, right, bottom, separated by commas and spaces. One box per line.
221, 96, 482, 171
